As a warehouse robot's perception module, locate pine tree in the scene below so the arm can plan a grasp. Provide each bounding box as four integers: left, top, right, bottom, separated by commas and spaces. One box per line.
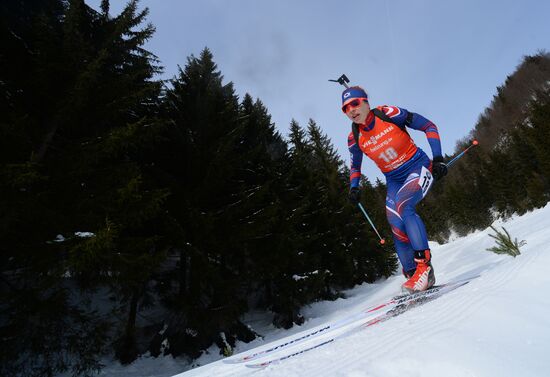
1, 0, 171, 372
258, 119, 312, 328
156, 48, 281, 355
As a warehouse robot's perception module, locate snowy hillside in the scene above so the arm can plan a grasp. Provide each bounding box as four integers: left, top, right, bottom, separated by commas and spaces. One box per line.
95, 204, 550, 377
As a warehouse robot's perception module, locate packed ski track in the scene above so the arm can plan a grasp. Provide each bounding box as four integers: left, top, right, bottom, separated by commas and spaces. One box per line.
91, 205, 550, 377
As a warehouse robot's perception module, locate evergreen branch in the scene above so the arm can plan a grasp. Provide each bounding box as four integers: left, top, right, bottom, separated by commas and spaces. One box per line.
486, 225, 525, 257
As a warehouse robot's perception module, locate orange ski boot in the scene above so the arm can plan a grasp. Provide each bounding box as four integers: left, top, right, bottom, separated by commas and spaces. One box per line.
402, 250, 436, 293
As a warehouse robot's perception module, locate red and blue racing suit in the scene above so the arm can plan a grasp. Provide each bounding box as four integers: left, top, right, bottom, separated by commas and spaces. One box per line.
348, 105, 442, 272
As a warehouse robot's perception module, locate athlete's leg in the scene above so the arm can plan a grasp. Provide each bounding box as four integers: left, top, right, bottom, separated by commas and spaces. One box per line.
394, 158, 432, 251
386, 180, 416, 273
393, 156, 436, 292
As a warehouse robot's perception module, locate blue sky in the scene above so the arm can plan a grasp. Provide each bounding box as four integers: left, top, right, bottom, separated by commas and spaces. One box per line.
89, 0, 550, 180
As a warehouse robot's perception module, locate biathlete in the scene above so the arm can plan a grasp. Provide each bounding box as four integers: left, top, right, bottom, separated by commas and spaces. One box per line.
342, 86, 447, 293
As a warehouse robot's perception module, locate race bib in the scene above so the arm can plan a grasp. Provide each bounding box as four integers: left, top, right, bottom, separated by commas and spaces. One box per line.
418, 166, 433, 198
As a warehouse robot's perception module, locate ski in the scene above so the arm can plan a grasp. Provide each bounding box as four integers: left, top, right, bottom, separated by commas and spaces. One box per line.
223, 305, 375, 364
226, 276, 477, 365
225, 287, 413, 365
245, 277, 475, 369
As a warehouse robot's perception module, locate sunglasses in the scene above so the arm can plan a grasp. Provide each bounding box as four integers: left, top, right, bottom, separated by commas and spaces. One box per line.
342, 98, 367, 113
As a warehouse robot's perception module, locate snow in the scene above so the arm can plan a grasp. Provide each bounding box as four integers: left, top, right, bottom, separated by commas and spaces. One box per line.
293, 270, 320, 281
53, 234, 66, 242
92, 204, 550, 377
50, 231, 95, 243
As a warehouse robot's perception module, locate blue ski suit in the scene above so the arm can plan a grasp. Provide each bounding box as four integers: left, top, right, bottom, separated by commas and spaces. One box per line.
348, 105, 442, 272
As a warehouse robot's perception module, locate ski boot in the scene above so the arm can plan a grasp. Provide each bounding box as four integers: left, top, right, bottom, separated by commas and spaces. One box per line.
402, 250, 436, 293
402, 267, 416, 279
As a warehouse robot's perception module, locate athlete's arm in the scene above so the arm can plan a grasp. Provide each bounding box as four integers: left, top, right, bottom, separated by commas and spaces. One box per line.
348, 131, 363, 188
381, 105, 442, 158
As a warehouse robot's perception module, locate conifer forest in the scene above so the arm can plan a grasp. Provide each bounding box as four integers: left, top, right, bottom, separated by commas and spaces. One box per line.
2, 1, 550, 376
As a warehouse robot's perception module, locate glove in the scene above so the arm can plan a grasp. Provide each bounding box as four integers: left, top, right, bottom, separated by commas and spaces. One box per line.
431, 156, 448, 181
349, 187, 361, 205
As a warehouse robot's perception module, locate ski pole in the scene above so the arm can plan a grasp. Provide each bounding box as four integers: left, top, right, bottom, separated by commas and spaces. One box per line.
446, 139, 478, 168
357, 202, 386, 245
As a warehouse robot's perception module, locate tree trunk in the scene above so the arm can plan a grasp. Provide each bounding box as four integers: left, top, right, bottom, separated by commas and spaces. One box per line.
115, 290, 140, 364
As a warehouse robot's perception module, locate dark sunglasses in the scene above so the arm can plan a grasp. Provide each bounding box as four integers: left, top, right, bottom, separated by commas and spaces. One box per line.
342, 98, 367, 113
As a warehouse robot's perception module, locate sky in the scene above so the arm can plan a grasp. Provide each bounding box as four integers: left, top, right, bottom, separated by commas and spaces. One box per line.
75, 202, 550, 376
88, 0, 550, 180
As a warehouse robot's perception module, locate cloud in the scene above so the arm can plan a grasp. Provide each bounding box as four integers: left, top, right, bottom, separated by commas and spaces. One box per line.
234, 29, 293, 96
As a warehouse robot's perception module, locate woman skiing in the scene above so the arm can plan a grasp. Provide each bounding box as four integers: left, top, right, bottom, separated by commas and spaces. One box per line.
342, 86, 447, 293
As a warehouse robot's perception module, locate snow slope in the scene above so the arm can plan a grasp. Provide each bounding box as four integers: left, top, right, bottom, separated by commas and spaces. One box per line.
93, 204, 550, 377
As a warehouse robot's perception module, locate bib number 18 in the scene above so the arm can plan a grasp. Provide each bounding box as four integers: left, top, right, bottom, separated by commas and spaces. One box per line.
378, 147, 398, 163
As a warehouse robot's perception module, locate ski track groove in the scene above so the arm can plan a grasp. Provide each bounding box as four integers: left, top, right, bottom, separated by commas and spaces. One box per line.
270, 282, 468, 375
354, 291, 474, 365
267, 258, 525, 377
261, 284, 477, 376
192, 250, 538, 377
360, 251, 538, 373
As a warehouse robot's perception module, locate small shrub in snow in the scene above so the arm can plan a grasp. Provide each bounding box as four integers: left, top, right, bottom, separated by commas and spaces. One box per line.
486, 226, 525, 257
